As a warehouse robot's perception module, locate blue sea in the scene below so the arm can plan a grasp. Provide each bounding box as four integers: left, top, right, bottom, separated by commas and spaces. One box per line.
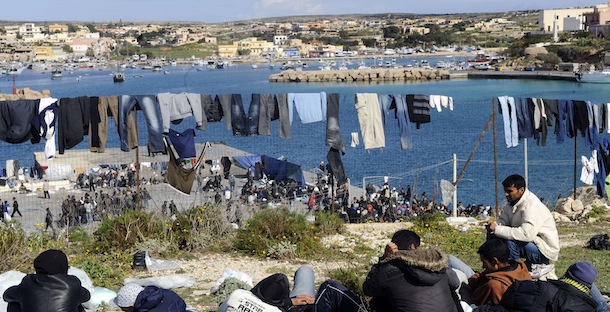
1, 56, 609, 207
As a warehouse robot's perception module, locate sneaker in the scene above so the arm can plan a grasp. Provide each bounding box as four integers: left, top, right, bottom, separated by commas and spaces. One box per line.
530, 263, 555, 280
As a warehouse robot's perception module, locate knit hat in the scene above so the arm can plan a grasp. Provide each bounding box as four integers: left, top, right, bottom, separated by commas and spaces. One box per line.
34, 249, 69, 275
565, 261, 597, 288
113, 283, 144, 307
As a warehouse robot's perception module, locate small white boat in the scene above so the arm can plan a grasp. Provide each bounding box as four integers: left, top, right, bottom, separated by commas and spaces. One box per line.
51, 68, 62, 79
113, 72, 125, 83
251, 64, 258, 69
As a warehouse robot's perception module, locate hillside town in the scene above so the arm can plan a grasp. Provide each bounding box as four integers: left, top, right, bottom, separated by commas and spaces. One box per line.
1, 3, 610, 67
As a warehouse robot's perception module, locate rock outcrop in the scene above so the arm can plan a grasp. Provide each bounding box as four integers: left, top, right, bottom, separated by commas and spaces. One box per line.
553, 186, 609, 222
269, 68, 450, 83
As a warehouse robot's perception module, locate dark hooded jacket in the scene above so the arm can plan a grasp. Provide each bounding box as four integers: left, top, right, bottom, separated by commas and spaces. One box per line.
3, 249, 90, 312
363, 248, 459, 312
476, 278, 598, 312
251, 273, 292, 312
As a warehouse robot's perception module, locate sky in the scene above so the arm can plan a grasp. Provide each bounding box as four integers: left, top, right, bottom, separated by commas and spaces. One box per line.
1, 0, 605, 23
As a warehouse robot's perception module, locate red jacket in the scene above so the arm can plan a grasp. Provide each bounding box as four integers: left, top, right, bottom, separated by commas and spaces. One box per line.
468, 260, 531, 305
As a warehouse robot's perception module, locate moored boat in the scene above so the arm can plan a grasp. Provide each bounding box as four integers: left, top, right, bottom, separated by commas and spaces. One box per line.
113, 72, 125, 83
51, 68, 62, 79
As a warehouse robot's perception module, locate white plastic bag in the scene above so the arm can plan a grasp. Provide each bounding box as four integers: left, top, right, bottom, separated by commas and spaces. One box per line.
144, 251, 181, 271
124, 275, 195, 289
211, 269, 253, 294
68, 266, 94, 292
82, 286, 117, 309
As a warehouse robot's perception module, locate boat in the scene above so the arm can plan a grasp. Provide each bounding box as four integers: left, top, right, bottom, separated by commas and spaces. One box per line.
113, 72, 125, 83
152, 65, 162, 71
576, 69, 610, 83
51, 68, 62, 79
251, 64, 258, 69
164, 70, 170, 75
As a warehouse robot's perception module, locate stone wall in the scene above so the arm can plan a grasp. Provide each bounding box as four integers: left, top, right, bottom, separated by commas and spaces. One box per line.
269, 68, 450, 83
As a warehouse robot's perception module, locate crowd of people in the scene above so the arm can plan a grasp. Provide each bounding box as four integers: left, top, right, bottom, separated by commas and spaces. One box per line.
3, 173, 610, 312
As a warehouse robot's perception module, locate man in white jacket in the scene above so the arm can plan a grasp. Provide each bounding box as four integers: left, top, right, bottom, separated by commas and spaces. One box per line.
487, 174, 560, 280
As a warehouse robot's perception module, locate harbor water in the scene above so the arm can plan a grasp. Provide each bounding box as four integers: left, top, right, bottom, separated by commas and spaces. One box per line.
1, 57, 608, 207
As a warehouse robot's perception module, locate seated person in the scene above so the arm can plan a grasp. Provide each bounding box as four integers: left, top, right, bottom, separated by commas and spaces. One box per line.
487, 174, 560, 279
18, 182, 29, 193
3, 249, 91, 312
476, 261, 609, 312
452, 238, 531, 306
219, 265, 365, 312
112, 283, 186, 312
363, 229, 461, 312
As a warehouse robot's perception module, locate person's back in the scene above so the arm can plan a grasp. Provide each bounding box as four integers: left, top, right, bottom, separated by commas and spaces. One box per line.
3, 249, 90, 312
363, 230, 459, 312
134, 285, 186, 312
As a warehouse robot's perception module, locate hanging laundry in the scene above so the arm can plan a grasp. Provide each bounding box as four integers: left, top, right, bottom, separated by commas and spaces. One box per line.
247, 94, 261, 136
276, 93, 291, 139
167, 128, 196, 160
90, 96, 138, 153
231, 94, 248, 136
350, 132, 359, 147
0, 99, 39, 144
164, 137, 206, 195
429, 95, 453, 112
355, 93, 385, 150
119, 95, 164, 154
391, 94, 413, 150
157, 92, 204, 133
57, 96, 91, 154
287, 92, 327, 124
326, 93, 345, 154
327, 147, 347, 186
215, 94, 233, 130
257, 93, 277, 136
498, 96, 519, 147
580, 150, 598, 185
406, 94, 430, 129
31, 97, 59, 159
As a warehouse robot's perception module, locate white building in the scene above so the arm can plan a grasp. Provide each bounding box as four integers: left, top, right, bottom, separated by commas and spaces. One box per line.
539, 7, 593, 32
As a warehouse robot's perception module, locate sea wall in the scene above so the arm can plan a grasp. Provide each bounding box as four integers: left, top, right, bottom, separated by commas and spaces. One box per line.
269, 68, 450, 83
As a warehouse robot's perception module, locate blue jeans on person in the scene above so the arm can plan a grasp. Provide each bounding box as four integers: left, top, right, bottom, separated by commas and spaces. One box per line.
119, 95, 164, 153
291, 266, 366, 312
591, 284, 610, 312
505, 239, 549, 265
449, 254, 475, 278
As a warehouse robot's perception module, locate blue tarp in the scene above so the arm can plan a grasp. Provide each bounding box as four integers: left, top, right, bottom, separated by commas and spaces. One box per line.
232, 155, 306, 186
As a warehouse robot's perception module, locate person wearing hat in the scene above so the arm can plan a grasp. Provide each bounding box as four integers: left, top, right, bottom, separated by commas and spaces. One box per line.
112, 283, 186, 312
475, 261, 609, 312
3, 249, 90, 312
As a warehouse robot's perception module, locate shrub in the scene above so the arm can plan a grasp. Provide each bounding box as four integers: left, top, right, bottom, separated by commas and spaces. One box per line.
212, 277, 253, 305
174, 204, 234, 252
314, 210, 346, 235
93, 210, 167, 253
584, 205, 609, 220
234, 208, 324, 259
328, 266, 368, 300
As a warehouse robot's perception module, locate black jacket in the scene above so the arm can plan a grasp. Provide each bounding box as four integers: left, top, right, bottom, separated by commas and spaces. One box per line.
363, 248, 459, 312
3, 273, 91, 312
476, 279, 597, 312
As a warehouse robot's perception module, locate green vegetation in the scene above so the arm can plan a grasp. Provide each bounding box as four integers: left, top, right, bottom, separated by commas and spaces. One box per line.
1, 205, 609, 310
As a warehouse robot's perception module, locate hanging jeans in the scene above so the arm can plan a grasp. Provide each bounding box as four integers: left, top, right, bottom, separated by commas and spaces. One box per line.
231, 94, 248, 136
556, 100, 567, 144
276, 93, 291, 139
119, 95, 164, 153
247, 94, 260, 136
498, 96, 518, 148
393, 94, 414, 150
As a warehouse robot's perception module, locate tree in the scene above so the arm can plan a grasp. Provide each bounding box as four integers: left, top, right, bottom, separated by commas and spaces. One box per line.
67, 24, 79, 33
338, 30, 350, 40
86, 47, 94, 57
383, 26, 402, 39
362, 38, 377, 48
61, 44, 73, 53
237, 49, 251, 56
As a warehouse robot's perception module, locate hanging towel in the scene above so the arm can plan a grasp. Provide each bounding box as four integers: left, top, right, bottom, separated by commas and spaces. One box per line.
406, 94, 430, 129
34, 97, 59, 159
580, 150, 598, 185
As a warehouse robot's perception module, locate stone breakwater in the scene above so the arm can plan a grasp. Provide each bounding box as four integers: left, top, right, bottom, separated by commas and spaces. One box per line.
269, 68, 450, 83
